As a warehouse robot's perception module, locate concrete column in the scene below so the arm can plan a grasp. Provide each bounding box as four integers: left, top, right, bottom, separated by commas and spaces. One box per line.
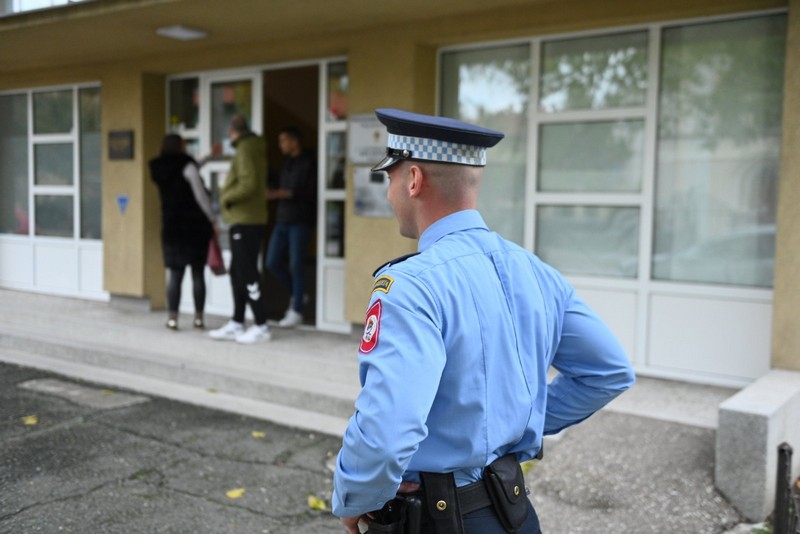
344, 31, 437, 322
102, 68, 165, 309
772, 0, 800, 372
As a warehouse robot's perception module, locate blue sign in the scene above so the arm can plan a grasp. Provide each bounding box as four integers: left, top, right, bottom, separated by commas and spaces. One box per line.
117, 195, 129, 215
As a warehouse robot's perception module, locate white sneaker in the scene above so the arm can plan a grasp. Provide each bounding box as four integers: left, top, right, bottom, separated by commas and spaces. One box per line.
208, 320, 244, 341
235, 324, 272, 344
278, 309, 303, 328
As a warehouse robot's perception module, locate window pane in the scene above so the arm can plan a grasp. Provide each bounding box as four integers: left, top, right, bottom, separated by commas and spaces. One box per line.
654, 15, 785, 288
0, 94, 30, 235
326, 131, 346, 189
80, 87, 102, 239
35, 195, 73, 237
325, 200, 344, 258
34, 89, 73, 134
538, 120, 644, 192
211, 80, 252, 157
35, 143, 73, 185
540, 31, 648, 112
440, 44, 530, 245
536, 206, 639, 278
327, 62, 348, 121
169, 78, 199, 132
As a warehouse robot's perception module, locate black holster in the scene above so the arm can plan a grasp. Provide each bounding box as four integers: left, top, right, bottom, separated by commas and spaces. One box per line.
367, 494, 422, 534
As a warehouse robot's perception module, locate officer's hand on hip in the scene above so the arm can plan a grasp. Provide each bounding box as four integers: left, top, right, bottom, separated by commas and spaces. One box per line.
340, 515, 365, 534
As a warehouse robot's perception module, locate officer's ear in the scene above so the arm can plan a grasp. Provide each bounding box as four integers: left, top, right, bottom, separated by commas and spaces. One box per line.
407, 164, 425, 198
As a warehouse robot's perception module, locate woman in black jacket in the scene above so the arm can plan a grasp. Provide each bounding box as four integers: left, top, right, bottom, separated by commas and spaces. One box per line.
149, 134, 215, 330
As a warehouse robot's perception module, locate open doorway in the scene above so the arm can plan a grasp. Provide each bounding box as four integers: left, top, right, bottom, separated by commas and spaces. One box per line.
262, 65, 320, 325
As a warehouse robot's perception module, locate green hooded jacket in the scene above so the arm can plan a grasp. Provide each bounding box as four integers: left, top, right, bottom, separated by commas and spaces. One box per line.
220, 132, 268, 225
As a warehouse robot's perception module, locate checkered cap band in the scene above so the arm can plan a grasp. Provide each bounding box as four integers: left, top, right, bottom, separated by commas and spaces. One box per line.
387, 133, 487, 166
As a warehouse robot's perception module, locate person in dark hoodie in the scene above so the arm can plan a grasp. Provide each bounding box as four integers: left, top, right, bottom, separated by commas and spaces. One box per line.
149, 133, 215, 331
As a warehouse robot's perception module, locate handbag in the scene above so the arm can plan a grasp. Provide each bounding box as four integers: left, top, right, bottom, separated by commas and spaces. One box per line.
207, 230, 226, 275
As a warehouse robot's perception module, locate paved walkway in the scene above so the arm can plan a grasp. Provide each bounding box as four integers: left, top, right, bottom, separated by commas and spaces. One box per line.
0, 288, 761, 532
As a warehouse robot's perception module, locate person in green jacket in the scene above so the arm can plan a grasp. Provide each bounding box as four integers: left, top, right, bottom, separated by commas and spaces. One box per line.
209, 114, 271, 344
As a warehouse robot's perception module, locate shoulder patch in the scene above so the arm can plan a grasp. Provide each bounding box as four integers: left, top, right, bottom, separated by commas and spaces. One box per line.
359, 300, 382, 354
372, 275, 394, 294
372, 253, 420, 277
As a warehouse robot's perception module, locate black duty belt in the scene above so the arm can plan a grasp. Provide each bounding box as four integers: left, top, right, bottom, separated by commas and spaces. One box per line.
455, 478, 493, 515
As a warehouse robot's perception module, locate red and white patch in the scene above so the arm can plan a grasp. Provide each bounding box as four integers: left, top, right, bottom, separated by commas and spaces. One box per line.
359, 300, 382, 354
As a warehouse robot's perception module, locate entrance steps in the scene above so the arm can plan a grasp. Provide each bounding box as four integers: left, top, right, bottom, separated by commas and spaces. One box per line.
0, 289, 361, 436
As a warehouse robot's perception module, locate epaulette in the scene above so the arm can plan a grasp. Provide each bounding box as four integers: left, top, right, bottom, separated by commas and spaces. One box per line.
372, 253, 419, 277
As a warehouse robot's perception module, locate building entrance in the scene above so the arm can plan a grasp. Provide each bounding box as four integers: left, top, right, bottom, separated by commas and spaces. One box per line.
262, 66, 319, 326
169, 59, 350, 334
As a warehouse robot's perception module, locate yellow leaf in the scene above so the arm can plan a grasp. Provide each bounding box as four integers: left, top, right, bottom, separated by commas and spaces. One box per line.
251, 431, 266, 439
520, 460, 536, 475
207, 388, 218, 394
226, 488, 245, 499
307, 495, 329, 511
100, 389, 114, 396
21, 415, 39, 426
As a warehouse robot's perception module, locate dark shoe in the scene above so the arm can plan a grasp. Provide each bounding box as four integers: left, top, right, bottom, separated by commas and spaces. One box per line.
193, 318, 204, 329
166, 319, 178, 330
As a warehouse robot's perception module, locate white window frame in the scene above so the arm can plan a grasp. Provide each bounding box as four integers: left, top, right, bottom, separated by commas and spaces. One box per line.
437, 9, 784, 386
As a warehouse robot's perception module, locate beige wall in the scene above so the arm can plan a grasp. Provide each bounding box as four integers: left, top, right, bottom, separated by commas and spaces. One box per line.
0, 0, 792, 334
772, 0, 800, 371
101, 67, 166, 307
343, 31, 437, 321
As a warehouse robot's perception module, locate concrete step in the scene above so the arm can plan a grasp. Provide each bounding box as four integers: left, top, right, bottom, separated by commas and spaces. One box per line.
0, 289, 362, 436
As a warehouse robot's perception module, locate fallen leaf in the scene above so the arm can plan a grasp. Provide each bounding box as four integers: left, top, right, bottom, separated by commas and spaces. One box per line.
307, 495, 329, 511
207, 388, 218, 394
226, 488, 245, 499
100, 389, 115, 396
21, 415, 39, 426
252, 431, 266, 439
520, 460, 535, 475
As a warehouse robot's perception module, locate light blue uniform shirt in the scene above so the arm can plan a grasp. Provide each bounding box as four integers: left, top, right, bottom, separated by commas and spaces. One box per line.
332, 209, 634, 518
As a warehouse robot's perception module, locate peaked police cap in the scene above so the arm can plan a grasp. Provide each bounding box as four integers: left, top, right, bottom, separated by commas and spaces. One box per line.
371, 108, 505, 172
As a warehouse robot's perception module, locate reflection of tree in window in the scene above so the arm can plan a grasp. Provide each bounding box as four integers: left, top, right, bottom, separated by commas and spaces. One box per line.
658, 15, 786, 149
0, 93, 29, 235
33, 90, 73, 134
80, 87, 102, 240
539, 32, 648, 112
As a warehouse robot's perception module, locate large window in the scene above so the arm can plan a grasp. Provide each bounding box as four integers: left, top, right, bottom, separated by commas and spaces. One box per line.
654, 16, 785, 288
0, 85, 102, 240
0, 94, 29, 234
440, 13, 784, 288
440, 45, 530, 244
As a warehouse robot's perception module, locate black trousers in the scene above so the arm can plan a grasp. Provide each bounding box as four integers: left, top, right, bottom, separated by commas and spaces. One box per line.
228, 224, 267, 325
416, 500, 541, 534
166, 264, 205, 313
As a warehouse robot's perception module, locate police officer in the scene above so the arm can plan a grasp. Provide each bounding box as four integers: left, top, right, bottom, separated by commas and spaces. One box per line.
332, 109, 636, 534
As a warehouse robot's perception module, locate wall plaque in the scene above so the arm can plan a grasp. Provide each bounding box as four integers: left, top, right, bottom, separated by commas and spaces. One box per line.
108, 130, 134, 160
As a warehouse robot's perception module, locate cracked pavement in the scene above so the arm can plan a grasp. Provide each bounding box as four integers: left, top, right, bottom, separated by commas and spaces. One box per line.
1, 361, 747, 533
0, 362, 343, 533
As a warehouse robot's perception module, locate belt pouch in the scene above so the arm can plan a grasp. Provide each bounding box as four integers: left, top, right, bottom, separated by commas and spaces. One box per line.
482, 455, 530, 533
419, 472, 464, 534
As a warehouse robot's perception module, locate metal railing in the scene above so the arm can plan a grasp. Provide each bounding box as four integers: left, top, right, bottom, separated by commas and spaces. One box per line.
774, 442, 800, 534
